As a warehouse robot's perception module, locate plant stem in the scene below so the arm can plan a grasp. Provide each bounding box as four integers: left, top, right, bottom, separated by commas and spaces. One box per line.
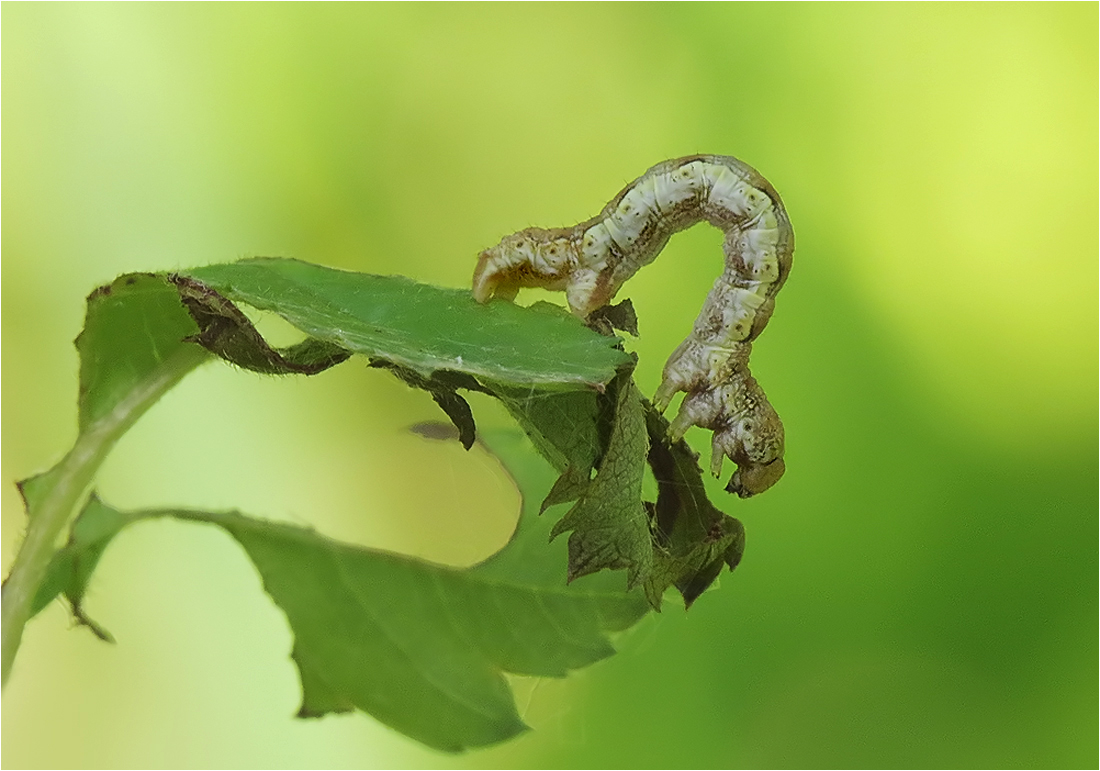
1, 344, 210, 686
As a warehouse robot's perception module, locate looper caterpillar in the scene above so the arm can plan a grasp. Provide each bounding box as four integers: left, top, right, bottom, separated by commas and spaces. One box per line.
472, 155, 793, 497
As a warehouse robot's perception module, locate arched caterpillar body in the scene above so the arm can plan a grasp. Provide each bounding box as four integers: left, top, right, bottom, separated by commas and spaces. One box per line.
472, 155, 794, 497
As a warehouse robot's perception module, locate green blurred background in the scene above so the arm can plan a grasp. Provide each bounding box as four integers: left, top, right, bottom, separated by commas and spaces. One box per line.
3, 3, 1096, 768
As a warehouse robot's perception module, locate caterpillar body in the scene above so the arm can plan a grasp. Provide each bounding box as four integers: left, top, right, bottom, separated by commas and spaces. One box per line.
472, 154, 793, 497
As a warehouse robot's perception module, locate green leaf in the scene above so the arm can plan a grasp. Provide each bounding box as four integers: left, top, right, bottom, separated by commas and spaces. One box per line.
29, 496, 135, 642
4, 260, 633, 688
28, 428, 648, 752
6, 257, 744, 744
181, 258, 632, 388
489, 379, 748, 609
169, 273, 351, 375
642, 402, 746, 608
470, 427, 638, 596
488, 385, 605, 507
549, 375, 654, 589
76, 273, 205, 430
485, 374, 748, 609
3, 275, 210, 684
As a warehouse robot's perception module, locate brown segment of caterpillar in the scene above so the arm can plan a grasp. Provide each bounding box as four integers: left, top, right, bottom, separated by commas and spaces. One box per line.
472, 155, 794, 497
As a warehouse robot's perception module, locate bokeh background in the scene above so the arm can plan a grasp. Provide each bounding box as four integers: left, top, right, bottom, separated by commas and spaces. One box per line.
3, 4, 1096, 768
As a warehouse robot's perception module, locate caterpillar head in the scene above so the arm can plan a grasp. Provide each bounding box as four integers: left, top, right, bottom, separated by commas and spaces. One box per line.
472, 229, 571, 305
713, 389, 786, 498
727, 457, 785, 498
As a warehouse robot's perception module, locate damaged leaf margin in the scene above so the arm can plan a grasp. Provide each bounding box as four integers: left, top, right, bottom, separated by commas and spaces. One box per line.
3, 256, 749, 752
28, 428, 649, 754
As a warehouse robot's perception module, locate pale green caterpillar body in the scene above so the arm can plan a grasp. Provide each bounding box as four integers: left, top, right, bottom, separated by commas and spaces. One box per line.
472, 155, 794, 497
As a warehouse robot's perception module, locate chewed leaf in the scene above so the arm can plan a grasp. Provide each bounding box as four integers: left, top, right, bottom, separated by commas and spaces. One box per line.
28, 496, 136, 641
486, 372, 747, 608
642, 402, 746, 608
10, 251, 747, 754
489, 385, 605, 478
76, 273, 206, 430
549, 375, 653, 589
170, 274, 351, 375
222, 510, 642, 750
181, 258, 632, 388
27, 429, 648, 753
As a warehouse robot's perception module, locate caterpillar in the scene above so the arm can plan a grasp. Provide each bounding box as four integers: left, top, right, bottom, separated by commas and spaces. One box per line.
472, 155, 794, 497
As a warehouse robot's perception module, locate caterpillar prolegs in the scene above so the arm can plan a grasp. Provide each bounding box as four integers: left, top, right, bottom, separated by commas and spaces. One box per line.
472, 155, 794, 497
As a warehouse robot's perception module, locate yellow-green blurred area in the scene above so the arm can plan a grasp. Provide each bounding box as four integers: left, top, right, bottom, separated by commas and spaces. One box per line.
2, 3, 1096, 768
